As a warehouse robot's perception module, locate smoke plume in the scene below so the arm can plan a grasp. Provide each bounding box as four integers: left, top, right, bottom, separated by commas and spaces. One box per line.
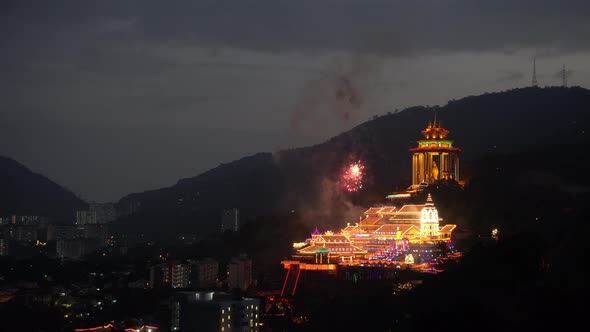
287, 53, 383, 146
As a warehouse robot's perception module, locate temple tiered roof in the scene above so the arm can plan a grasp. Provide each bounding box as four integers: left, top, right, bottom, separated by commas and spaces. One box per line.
363, 206, 398, 215
440, 224, 457, 233
409, 118, 461, 152
421, 118, 450, 139
374, 224, 419, 236
387, 205, 425, 223
298, 244, 367, 255
359, 215, 383, 225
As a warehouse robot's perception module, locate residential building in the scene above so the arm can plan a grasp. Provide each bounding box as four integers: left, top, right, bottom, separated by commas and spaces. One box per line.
76, 210, 97, 226
47, 224, 76, 241
172, 291, 260, 332
191, 258, 219, 289
227, 256, 252, 291
56, 238, 99, 259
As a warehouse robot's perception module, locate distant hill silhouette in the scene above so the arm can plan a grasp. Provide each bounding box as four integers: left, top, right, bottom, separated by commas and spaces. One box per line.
115, 87, 590, 236
0, 156, 87, 222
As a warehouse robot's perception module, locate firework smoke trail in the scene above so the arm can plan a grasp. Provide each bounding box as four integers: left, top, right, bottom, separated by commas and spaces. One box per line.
285, 54, 383, 148
342, 160, 364, 192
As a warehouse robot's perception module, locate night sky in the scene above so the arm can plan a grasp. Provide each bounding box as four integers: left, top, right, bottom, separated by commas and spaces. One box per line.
1, 0, 589, 202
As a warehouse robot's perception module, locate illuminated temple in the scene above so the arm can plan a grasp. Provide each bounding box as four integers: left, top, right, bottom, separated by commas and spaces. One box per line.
410, 117, 461, 185
281, 119, 461, 296
292, 193, 456, 264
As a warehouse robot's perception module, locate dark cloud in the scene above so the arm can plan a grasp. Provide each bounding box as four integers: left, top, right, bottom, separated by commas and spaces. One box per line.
553, 67, 574, 80
3, 0, 590, 56
2, 0, 589, 201
498, 70, 524, 82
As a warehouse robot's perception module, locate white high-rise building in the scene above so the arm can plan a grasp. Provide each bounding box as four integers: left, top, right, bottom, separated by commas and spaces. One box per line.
170, 262, 192, 289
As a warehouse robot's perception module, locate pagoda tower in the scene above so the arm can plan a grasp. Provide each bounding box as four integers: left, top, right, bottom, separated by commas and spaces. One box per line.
410, 116, 461, 185
420, 193, 440, 237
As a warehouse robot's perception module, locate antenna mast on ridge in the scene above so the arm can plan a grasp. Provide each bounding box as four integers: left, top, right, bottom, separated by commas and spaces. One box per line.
561, 64, 568, 87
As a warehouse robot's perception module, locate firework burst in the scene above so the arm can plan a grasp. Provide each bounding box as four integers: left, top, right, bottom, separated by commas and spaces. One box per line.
342, 160, 364, 192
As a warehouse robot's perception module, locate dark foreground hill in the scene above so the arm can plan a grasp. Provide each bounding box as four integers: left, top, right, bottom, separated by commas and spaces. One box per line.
0, 156, 87, 222
115, 86, 590, 236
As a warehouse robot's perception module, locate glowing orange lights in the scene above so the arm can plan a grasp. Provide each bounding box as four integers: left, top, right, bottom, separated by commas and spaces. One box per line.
280, 266, 292, 297
281, 262, 337, 297
292, 267, 301, 296
281, 261, 337, 271
75, 324, 114, 331
74, 324, 158, 332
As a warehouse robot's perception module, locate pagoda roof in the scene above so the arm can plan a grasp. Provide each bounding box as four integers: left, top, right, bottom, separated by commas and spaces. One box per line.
396, 204, 425, 214
342, 225, 359, 233
317, 235, 350, 243
409, 146, 461, 152
411, 117, 461, 151
364, 206, 398, 215
421, 118, 450, 139
359, 215, 383, 225
440, 224, 457, 233
299, 244, 367, 254
358, 224, 382, 231
374, 224, 418, 236
385, 205, 425, 222
386, 192, 412, 199
364, 207, 383, 214
379, 207, 397, 214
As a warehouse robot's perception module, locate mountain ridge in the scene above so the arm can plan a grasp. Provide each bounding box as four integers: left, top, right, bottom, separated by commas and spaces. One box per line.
0, 155, 87, 222
111, 86, 590, 235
